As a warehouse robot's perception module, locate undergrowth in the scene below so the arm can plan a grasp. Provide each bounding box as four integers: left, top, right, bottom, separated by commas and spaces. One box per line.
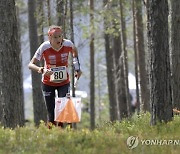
0, 113, 179, 154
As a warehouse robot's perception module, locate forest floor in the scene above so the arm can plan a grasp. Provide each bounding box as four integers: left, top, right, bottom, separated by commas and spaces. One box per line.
0, 113, 179, 154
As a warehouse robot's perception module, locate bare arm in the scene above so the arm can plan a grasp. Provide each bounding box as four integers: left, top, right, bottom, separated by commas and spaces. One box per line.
72, 46, 78, 57
28, 57, 43, 73
28, 57, 54, 76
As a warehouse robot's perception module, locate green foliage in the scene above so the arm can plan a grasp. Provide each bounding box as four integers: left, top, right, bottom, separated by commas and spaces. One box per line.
0, 113, 179, 154
77, 111, 90, 129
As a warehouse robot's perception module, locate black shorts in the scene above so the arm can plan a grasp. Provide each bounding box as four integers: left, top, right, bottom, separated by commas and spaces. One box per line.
42, 83, 70, 122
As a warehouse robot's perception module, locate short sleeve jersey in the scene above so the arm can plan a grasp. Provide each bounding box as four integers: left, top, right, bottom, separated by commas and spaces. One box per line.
34, 39, 73, 86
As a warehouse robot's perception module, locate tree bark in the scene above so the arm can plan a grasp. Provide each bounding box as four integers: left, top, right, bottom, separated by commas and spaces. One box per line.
0, 0, 24, 128
90, 0, 95, 129
69, 0, 77, 129
135, 0, 149, 112
147, 0, 173, 125
57, 0, 64, 28
132, 0, 140, 113
103, 0, 118, 121
28, 0, 47, 126
36, 0, 44, 45
171, 0, 180, 111
120, 0, 131, 116
111, 0, 126, 120
46, 0, 51, 26
70, 0, 75, 97
57, 0, 67, 37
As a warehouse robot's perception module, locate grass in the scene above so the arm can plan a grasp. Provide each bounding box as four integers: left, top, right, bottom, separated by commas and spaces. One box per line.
0, 113, 179, 154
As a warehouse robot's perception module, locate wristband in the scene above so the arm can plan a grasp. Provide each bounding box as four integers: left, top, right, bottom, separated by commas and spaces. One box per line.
73, 57, 80, 71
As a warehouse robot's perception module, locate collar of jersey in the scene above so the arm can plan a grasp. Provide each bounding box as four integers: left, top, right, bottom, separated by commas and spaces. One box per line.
51, 40, 64, 51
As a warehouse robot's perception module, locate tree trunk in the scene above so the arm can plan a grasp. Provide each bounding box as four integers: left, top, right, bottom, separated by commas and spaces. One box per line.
69, 0, 77, 129
147, 0, 173, 125
28, 0, 47, 126
90, 0, 95, 129
112, 1, 126, 120
70, 0, 75, 97
36, 0, 44, 45
171, 0, 180, 110
120, 0, 131, 116
132, 0, 140, 113
0, 0, 24, 128
46, 0, 51, 26
103, 0, 117, 121
57, 0, 64, 28
135, 0, 149, 112
118, 55, 129, 119
57, 0, 67, 37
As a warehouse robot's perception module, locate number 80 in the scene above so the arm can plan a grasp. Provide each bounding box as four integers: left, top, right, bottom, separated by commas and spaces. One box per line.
54, 71, 63, 79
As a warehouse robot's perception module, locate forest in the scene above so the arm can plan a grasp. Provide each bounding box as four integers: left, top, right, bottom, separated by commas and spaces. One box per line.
0, 0, 180, 153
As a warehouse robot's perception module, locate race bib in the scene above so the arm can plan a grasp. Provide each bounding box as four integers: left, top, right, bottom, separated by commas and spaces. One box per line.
50, 66, 67, 82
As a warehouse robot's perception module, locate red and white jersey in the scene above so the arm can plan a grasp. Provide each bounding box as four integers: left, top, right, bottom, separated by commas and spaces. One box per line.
34, 39, 73, 86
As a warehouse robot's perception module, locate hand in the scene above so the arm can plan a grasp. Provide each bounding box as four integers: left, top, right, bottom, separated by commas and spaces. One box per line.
75, 70, 82, 79
44, 68, 53, 76
38, 67, 44, 74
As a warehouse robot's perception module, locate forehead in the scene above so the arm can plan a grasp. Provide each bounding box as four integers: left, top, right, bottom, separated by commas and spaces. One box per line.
51, 31, 62, 36
48, 28, 62, 36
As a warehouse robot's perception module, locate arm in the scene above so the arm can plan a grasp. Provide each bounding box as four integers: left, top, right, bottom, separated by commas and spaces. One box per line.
28, 57, 44, 73
72, 46, 78, 57
72, 46, 82, 79
28, 57, 52, 75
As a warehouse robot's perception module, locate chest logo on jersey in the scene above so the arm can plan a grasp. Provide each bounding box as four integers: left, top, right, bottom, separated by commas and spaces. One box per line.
61, 53, 68, 63
48, 55, 56, 64
61, 53, 68, 58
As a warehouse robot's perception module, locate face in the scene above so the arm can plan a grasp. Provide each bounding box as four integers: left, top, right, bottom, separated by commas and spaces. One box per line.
49, 30, 63, 49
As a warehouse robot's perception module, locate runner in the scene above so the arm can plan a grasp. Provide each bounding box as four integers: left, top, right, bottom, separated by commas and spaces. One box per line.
28, 25, 82, 128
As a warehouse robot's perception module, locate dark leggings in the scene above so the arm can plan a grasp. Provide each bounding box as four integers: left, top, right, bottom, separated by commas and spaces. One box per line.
42, 83, 70, 123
